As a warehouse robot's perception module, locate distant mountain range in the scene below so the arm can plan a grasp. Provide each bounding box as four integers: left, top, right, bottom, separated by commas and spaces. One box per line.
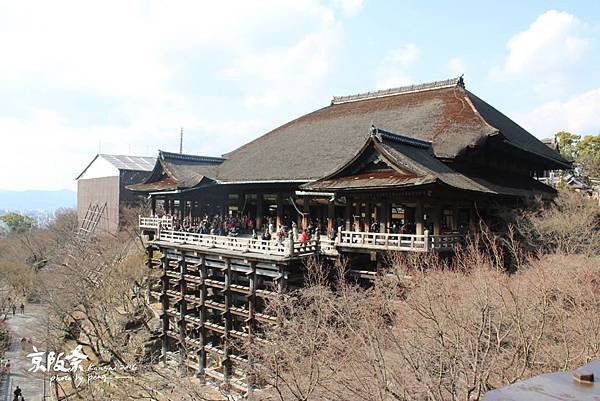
0, 189, 76, 214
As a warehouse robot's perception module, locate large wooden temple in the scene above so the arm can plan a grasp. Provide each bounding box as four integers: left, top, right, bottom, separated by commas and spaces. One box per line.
132, 77, 570, 393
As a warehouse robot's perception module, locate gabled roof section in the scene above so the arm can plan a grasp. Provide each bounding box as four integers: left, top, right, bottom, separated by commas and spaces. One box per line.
76, 154, 156, 180
465, 91, 571, 168
302, 127, 556, 198
128, 150, 224, 192
301, 128, 439, 191
216, 75, 567, 184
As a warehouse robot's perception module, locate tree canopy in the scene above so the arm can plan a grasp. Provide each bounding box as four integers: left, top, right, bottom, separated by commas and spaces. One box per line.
555, 132, 600, 179
0, 212, 35, 233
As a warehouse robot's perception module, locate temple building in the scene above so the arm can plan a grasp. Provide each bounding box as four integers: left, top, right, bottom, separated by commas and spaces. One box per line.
132, 77, 570, 392
134, 76, 569, 243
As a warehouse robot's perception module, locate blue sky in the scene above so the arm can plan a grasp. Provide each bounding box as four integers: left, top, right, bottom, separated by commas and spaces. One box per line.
0, 0, 599, 190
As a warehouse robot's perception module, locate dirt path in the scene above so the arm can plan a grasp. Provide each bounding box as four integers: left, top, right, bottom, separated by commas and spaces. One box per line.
0, 304, 47, 401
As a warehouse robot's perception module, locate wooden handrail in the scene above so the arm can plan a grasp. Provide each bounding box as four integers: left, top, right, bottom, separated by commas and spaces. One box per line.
339, 230, 460, 252
141, 216, 461, 255
155, 228, 318, 257
139, 215, 174, 229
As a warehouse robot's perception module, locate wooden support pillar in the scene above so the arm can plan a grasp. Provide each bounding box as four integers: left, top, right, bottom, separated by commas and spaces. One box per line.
469, 204, 478, 232
415, 201, 424, 235
196, 255, 207, 383
151, 197, 157, 217
276, 194, 284, 228
160, 253, 170, 365
238, 193, 245, 216
452, 205, 460, 232
178, 257, 187, 372
353, 202, 361, 232
256, 193, 263, 231
327, 202, 335, 233
247, 262, 257, 332
246, 262, 257, 395
222, 258, 232, 388
380, 202, 389, 233
302, 197, 310, 230
433, 205, 441, 236
364, 202, 371, 232
344, 200, 352, 231
145, 245, 154, 269
277, 265, 286, 294
276, 264, 286, 327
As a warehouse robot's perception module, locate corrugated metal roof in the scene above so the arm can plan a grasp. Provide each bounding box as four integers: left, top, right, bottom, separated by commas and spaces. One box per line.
483, 359, 600, 401
99, 154, 156, 171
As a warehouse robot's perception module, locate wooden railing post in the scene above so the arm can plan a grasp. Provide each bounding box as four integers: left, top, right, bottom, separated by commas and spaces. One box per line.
287, 234, 294, 257
424, 230, 430, 252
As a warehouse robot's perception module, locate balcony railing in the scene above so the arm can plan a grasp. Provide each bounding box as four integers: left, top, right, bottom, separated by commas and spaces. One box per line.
140, 217, 461, 256
338, 230, 460, 252
139, 216, 174, 230
156, 228, 318, 257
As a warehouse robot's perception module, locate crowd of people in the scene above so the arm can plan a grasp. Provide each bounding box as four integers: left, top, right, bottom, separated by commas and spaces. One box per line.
157, 212, 338, 244
170, 214, 251, 237
158, 210, 463, 241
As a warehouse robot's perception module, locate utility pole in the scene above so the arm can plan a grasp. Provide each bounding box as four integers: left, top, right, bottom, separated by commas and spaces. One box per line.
179, 127, 183, 154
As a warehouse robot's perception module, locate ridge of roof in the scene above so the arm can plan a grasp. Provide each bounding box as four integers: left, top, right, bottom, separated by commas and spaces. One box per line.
98, 153, 155, 159
159, 150, 225, 164
331, 76, 464, 105
373, 126, 432, 149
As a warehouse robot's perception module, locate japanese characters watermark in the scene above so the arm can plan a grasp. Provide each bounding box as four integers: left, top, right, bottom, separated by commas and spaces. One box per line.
26, 345, 137, 386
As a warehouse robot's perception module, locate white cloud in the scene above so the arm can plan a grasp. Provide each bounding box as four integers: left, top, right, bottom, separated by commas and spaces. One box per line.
448, 57, 466, 76
331, 0, 364, 16
221, 20, 342, 109
375, 44, 419, 89
516, 88, 600, 139
490, 10, 589, 94
0, 0, 360, 191
0, 106, 266, 191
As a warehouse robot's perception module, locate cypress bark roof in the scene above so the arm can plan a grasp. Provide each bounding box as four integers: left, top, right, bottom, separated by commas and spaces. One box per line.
301, 128, 556, 198
128, 150, 223, 192
215, 76, 568, 183
129, 76, 569, 196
